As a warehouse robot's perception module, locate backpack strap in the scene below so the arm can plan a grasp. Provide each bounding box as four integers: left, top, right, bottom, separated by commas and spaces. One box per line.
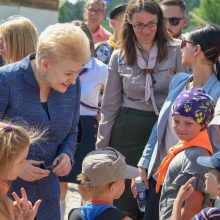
68, 207, 131, 220
68, 208, 83, 220
95, 207, 131, 220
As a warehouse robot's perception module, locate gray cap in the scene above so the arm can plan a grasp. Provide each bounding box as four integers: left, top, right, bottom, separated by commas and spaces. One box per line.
82, 147, 139, 186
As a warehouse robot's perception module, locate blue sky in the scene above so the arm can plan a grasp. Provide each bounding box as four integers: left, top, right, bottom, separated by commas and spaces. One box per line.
68, 0, 78, 3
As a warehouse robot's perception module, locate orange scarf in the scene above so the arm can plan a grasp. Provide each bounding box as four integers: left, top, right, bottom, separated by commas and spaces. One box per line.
154, 129, 213, 193
108, 36, 118, 49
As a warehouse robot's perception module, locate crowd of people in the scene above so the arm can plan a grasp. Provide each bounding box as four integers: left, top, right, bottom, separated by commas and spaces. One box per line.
0, 0, 220, 220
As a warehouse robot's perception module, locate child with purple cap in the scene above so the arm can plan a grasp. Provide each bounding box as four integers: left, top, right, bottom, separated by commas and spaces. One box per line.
154, 88, 216, 220
171, 98, 220, 220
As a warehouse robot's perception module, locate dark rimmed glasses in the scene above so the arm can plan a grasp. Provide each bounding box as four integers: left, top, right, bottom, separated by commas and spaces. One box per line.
131, 21, 158, 31
164, 17, 184, 26
87, 7, 104, 14
180, 38, 194, 49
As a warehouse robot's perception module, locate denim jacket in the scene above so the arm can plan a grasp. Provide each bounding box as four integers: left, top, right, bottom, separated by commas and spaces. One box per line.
138, 72, 220, 178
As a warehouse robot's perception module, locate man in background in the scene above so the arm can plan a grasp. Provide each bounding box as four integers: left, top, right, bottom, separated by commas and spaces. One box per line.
84, 0, 112, 43
161, 0, 188, 39
95, 4, 127, 64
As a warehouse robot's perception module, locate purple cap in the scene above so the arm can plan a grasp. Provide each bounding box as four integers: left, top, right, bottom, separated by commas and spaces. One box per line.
172, 88, 215, 129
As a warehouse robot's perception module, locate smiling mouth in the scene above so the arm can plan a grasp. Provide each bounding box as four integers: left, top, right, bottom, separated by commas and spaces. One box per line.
62, 83, 69, 87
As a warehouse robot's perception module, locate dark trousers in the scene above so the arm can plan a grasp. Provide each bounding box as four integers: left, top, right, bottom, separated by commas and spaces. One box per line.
109, 107, 158, 220
144, 177, 161, 220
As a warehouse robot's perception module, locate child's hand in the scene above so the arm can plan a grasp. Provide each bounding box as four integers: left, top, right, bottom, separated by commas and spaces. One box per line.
176, 177, 196, 205
12, 187, 41, 220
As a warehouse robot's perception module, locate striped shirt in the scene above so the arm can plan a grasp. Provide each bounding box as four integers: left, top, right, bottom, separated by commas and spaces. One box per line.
193, 207, 220, 220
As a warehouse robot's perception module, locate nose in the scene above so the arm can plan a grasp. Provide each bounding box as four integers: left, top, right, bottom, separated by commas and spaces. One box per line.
176, 123, 185, 132
142, 26, 152, 34
70, 74, 78, 85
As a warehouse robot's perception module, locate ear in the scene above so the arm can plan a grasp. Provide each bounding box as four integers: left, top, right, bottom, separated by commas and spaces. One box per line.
183, 17, 188, 28
109, 181, 117, 193
193, 45, 201, 56
40, 59, 49, 73
109, 19, 114, 28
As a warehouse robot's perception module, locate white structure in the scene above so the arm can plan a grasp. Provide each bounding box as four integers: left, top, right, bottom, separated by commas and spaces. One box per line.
0, 0, 58, 33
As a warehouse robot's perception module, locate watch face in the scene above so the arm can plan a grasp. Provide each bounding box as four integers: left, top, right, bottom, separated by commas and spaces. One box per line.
95, 43, 113, 64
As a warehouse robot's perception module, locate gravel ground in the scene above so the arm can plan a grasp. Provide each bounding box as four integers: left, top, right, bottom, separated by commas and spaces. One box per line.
64, 183, 81, 220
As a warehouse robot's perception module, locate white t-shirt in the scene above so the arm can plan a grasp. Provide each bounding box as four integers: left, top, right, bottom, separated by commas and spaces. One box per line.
80, 57, 108, 116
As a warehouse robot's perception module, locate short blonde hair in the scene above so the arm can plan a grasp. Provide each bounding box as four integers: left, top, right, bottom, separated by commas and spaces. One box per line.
36, 23, 90, 65
0, 16, 38, 64
85, 0, 106, 10
209, 169, 220, 185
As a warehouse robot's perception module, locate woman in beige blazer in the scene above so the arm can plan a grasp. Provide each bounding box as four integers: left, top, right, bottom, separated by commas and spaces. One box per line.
96, 0, 189, 219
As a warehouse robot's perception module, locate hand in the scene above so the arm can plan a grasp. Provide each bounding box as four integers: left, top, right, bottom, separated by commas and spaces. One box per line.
138, 167, 149, 189
176, 177, 195, 205
12, 187, 41, 220
131, 167, 149, 198
131, 178, 137, 198
18, 160, 50, 181
53, 153, 72, 176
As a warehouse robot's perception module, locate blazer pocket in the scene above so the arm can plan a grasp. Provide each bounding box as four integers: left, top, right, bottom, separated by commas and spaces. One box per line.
118, 64, 133, 93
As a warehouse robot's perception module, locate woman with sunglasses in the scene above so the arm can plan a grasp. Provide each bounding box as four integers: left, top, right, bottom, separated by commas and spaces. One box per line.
96, 0, 188, 219
137, 25, 220, 220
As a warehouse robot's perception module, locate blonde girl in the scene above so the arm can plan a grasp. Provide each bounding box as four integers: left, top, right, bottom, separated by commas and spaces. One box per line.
0, 121, 43, 220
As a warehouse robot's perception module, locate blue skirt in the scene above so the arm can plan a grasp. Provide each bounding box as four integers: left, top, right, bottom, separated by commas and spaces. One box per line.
59, 115, 98, 183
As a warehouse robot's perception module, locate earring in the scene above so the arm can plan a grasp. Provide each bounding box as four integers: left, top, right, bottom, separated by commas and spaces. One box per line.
42, 72, 46, 77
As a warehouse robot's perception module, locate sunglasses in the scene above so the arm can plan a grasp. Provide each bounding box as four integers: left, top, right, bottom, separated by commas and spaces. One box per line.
87, 8, 104, 14
164, 17, 184, 26
180, 38, 194, 49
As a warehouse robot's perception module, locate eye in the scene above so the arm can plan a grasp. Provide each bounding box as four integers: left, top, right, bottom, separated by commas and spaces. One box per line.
185, 122, 193, 125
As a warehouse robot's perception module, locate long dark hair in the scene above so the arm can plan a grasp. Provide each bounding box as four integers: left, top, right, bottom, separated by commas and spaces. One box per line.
120, 0, 171, 65
189, 25, 220, 80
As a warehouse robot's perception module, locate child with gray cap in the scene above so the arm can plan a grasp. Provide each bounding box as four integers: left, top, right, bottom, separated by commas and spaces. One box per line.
68, 147, 139, 220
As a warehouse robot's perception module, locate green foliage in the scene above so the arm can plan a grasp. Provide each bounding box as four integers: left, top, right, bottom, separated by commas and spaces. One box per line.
194, 0, 220, 25
184, 0, 200, 12
59, 0, 85, 22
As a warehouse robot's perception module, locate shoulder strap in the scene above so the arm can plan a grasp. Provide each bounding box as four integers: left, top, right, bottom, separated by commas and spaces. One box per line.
95, 208, 131, 220
68, 207, 131, 220
68, 208, 83, 220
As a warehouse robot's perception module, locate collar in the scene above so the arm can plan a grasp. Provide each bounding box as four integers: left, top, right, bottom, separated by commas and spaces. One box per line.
93, 25, 111, 39
22, 53, 39, 88
108, 36, 117, 49
83, 57, 93, 69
